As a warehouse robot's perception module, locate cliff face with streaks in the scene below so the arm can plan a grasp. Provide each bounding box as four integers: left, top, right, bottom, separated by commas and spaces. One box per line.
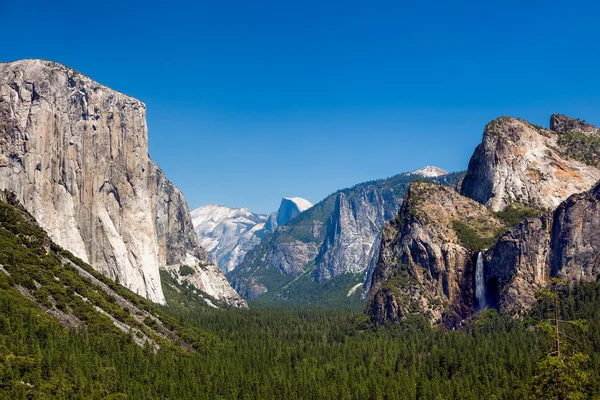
0, 59, 244, 306
461, 115, 600, 212
367, 181, 503, 326
230, 170, 462, 302
369, 114, 600, 326
484, 182, 600, 316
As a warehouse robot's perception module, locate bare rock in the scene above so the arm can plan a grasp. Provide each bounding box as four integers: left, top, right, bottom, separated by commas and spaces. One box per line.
461, 116, 600, 211
367, 181, 503, 326
485, 182, 600, 315
0, 59, 244, 306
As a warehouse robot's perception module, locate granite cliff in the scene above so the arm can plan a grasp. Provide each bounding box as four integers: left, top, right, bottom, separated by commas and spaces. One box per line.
367, 181, 504, 326
484, 182, 600, 316
0, 59, 244, 306
461, 115, 600, 211
230, 170, 463, 303
264, 197, 313, 233
368, 114, 600, 326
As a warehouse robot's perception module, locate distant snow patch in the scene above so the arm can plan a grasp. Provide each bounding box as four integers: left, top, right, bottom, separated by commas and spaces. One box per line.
409, 166, 448, 178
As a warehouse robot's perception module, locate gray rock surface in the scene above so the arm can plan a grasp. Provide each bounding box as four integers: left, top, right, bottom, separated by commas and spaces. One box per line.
367, 181, 503, 326
0, 59, 244, 306
264, 197, 313, 232
461, 115, 600, 211
314, 185, 400, 281
231, 169, 461, 301
485, 182, 600, 316
369, 114, 600, 326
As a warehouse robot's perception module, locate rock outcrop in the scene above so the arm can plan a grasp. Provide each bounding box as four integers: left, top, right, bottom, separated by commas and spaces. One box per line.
0, 59, 245, 306
231, 170, 463, 302
461, 115, 600, 212
264, 197, 313, 232
314, 185, 400, 281
367, 181, 503, 326
369, 115, 600, 326
191, 204, 268, 273
485, 182, 600, 316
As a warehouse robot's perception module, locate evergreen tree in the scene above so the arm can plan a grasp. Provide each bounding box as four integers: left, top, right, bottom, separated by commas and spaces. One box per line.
529, 279, 591, 400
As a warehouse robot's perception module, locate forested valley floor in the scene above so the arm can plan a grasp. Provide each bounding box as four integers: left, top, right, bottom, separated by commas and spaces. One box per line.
2, 275, 600, 399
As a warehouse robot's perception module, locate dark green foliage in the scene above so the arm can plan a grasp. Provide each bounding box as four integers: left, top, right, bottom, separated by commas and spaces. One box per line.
529, 353, 590, 400
2, 194, 600, 398
2, 272, 600, 398
452, 220, 500, 252
557, 130, 600, 166
178, 264, 195, 276
453, 204, 544, 252
160, 269, 224, 314
527, 280, 593, 399
493, 204, 545, 227
250, 264, 365, 309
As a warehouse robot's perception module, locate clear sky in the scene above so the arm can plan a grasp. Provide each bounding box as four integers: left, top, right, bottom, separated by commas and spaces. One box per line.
2, 0, 600, 214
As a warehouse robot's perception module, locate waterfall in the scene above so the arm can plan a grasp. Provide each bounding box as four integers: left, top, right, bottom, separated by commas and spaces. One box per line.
475, 252, 487, 311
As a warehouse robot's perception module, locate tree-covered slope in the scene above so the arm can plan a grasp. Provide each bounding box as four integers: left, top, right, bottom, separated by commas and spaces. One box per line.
3, 256, 600, 398
0, 186, 598, 398
2, 173, 598, 399
0, 190, 220, 352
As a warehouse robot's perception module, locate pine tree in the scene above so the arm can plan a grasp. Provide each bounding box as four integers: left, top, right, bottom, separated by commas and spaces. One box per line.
528, 279, 590, 400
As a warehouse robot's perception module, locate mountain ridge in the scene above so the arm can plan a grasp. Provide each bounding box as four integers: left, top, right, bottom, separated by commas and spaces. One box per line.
229, 169, 464, 303
191, 204, 268, 273
368, 114, 600, 326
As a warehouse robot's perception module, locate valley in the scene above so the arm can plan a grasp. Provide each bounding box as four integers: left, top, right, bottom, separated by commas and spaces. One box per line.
1, 59, 599, 398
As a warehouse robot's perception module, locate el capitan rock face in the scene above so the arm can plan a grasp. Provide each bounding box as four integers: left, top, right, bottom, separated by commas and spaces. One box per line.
460, 115, 600, 212
0, 59, 245, 307
367, 181, 503, 326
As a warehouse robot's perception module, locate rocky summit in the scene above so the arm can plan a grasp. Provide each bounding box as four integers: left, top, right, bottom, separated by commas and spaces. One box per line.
368, 114, 600, 326
367, 181, 504, 326
461, 115, 600, 212
191, 204, 268, 273
264, 197, 313, 232
0, 59, 245, 307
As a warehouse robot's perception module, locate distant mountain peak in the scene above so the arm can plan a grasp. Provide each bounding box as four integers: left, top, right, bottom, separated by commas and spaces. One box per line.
282, 197, 313, 213
276, 197, 313, 226
264, 197, 313, 233
191, 204, 268, 273
409, 166, 448, 178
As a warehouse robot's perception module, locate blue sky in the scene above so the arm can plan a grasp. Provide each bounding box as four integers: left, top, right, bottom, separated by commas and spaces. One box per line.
2, 0, 600, 214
